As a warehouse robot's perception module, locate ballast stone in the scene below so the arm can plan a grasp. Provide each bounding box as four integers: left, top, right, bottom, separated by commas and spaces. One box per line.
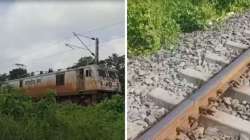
205, 127, 219, 137
148, 87, 184, 109
244, 30, 250, 36
225, 40, 249, 50
127, 122, 145, 140
240, 133, 249, 140
144, 115, 156, 125
202, 110, 250, 138
227, 86, 250, 102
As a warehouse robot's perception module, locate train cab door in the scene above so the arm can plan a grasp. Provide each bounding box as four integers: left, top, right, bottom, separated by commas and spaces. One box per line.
78, 68, 85, 91
56, 73, 65, 94
19, 80, 23, 88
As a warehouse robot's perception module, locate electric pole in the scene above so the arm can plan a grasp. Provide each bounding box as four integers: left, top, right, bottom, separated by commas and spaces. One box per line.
68, 32, 99, 65
95, 38, 99, 64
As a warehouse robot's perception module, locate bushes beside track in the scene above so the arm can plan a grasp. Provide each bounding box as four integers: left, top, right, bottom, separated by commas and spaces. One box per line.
128, 0, 250, 55
0, 88, 124, 140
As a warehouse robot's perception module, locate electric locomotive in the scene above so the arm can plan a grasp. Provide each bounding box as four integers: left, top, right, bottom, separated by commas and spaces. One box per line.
2, 64, 121, 103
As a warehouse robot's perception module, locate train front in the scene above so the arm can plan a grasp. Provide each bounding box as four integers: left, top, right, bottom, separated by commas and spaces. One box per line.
95, 65, 121, 93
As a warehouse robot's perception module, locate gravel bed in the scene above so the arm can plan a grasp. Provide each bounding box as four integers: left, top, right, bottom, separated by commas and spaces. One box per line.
177, 126, 241, 140
216, 97, 250, 121
128, 10, 250, 139
216, 73, 250, 121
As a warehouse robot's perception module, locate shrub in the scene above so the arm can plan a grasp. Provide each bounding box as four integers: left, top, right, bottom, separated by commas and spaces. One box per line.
0, 90, 124, 140
128, 0, 180, 55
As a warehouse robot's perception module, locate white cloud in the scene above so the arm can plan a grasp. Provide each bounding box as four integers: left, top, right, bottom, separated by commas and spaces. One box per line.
0, 1, 125, 74
100, 37, 125, 59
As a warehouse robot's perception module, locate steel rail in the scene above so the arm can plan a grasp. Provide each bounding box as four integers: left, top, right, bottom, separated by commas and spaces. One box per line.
137, 49, 250, 140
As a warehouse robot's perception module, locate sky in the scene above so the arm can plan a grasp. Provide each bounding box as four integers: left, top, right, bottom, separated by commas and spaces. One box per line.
0, 0, 125, 74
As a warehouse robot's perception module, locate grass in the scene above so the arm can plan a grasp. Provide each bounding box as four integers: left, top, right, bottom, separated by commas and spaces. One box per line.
0, 88, 124, 140
128, 0, 250, 56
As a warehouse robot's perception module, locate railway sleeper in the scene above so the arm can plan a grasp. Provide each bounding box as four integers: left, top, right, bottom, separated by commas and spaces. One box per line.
226, 86, 250, 102
200, 109, 250, 139
179, 68, 211, 85
147, 88, 184, 109
224, 40, 249, 50
205, 52, 230, 65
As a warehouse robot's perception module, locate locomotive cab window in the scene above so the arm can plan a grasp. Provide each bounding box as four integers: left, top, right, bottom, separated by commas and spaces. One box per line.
79, 69, 84, 79
56, 74, 65, 86
85, 70, 92, 77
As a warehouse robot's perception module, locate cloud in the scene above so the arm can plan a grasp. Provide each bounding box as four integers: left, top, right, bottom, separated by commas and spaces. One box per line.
100, 37, 125, 59
0, 1, 125, 74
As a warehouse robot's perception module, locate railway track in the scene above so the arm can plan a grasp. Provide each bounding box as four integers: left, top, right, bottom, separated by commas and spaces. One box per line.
127, 12, 250, 139
136, 35, 250, 139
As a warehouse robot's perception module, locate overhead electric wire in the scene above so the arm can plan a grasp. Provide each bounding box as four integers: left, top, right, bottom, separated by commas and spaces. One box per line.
35, 36, 121, 61
2, 21, 124, 68
75, 33, 94, 40
52, 21, 124, 48
82, 21, 124, 34
65, 43, 88, 51
72, 32, 95, 56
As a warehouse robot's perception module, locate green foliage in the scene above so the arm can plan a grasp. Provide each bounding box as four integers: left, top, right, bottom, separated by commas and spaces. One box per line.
9, 68, 28, 80
171, 0, 217, 32
57, 95, 125, 140
72, 56, 95, 68
97, 95, 124, 113
0, 90, 124, 140
210, 0, 235, 13
128, 0, 250, 55
0, 74, 8, 82
128, 0, 179, 55
99, 54, 125, 93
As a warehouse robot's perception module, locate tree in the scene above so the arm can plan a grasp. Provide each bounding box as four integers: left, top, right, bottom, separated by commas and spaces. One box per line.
0, 74, 8, 82
9, 68, 28, 80
100, 54, 125, 93
72, 56, 95, 68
